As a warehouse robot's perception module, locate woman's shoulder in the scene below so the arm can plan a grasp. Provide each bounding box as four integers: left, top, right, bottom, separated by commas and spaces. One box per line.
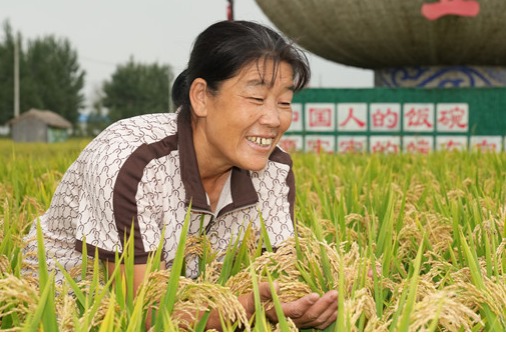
112, 112, 178, 134
93, 113, 178, 145
76, 113, 179, 170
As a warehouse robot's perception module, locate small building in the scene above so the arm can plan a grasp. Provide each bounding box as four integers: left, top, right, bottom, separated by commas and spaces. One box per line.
9, 108, 72, 143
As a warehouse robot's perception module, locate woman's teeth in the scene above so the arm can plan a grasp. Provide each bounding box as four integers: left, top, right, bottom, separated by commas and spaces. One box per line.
247, 136, 273, 147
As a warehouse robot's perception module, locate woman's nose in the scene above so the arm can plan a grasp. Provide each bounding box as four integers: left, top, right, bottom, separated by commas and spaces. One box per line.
259, 104, 281, 127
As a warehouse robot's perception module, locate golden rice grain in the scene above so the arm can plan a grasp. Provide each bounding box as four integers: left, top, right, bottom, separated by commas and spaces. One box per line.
0, 274, 39, 331
408, 290, 481, 331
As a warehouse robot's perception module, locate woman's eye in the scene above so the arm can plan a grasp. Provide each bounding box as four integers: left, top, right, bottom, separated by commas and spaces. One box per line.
279, 102, 291, 108
250, 97, 264, 103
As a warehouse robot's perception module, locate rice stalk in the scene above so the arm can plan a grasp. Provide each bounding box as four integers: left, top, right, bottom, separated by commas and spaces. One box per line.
0, 274, 39, 331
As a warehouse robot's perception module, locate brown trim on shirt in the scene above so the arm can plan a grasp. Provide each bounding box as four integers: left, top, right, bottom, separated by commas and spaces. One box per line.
178, 109, 212, 211
75, 240, 151, 264
111, 136, 178, 259
219, 167, 259, 216
268, 147, 296, 221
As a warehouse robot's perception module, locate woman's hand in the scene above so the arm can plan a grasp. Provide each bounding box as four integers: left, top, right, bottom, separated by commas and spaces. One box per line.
240, 282, 338, 330
108, 263, 337, 331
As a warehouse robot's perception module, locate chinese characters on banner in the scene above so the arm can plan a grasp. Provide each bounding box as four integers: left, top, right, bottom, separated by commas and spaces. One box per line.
404, 136, 433, 154
305, 103, 335, 131
404, 103, 434, 132
280, 102, 504, 154
469, 136, 503, 153
436, 104, 468, 132
337, 136, 367, 154
337, 103, 367, 131
305, 135, 335, 154
370, 103, 401, 132
278, 103, 303, 152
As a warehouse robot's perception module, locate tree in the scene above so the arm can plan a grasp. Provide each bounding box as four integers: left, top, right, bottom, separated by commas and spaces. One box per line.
102, 57, 173, 122
0, 20, 86, 126
85, 86, 110, 136
0, 21, 20, 125
23, 35, 85, 125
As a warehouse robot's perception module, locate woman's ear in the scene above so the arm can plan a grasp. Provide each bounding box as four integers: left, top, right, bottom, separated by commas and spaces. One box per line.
189, 78, 208, 117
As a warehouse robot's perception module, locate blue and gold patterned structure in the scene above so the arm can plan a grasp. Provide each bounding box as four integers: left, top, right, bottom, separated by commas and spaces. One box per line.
375, 66, 506, 88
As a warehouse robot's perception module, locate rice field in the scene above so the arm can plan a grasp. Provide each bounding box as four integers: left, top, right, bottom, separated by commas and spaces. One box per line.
1, 138, 506, 331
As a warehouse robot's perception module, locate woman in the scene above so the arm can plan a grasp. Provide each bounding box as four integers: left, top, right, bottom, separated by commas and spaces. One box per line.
23, 20, 338, 330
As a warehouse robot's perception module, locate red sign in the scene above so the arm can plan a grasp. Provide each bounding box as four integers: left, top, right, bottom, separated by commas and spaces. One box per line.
405, 107, 433, 129
338, 138, 365, 153
371, 140, 399, 154
307, 138, 332, 154
473, 139, 497, 152
422, 0, 480, 21
371, 107, 399, 130
405, 138, 432, 154
437, 105, 468, 130
339, 108, 366, 129
279, 138, 298, 152
308, 107, 332, 128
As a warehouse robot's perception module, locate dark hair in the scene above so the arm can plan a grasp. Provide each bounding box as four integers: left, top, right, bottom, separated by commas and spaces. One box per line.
171, 20, 310, 109
171, 69, 189, 108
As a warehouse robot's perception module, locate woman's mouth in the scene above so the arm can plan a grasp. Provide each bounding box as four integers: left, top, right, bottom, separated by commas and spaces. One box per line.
246, 136, 274, 147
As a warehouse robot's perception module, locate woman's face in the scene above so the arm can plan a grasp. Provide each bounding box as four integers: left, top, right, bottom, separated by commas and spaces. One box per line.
194, 59, 295, 173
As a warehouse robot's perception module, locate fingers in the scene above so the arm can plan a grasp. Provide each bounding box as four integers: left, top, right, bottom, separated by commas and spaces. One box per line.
265, 291, 317, 323
281, 292, 320, 319
312, 291, 338, 329
303, 290, 338, 329
238, 281, 279, 319
283, 290, 338, 329
249, 284, 339, 330
258, 281, 279, 302
311, 294, 338, 329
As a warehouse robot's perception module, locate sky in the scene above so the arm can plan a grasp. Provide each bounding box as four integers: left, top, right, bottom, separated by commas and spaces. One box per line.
2, 0, 374, 111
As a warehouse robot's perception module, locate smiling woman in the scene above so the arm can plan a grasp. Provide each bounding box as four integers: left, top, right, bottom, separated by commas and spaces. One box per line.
21, 20, 339, 330
191, 60, 294, 174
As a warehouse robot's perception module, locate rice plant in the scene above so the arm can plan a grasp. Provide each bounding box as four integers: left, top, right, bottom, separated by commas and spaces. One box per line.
1, 138, 505, 331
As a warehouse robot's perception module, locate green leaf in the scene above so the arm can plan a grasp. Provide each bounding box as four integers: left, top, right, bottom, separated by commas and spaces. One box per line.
34, 220, 58, 331
154, 202, 193, 330
265, 269, 290, 331
397, 237, 424, 331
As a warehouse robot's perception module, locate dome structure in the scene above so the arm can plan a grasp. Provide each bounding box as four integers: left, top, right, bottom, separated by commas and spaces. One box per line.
255, 0, 506, 87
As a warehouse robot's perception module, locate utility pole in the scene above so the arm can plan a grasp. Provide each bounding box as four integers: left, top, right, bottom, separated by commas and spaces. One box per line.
227, 0, 234, 21
14, 33, 20, 118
